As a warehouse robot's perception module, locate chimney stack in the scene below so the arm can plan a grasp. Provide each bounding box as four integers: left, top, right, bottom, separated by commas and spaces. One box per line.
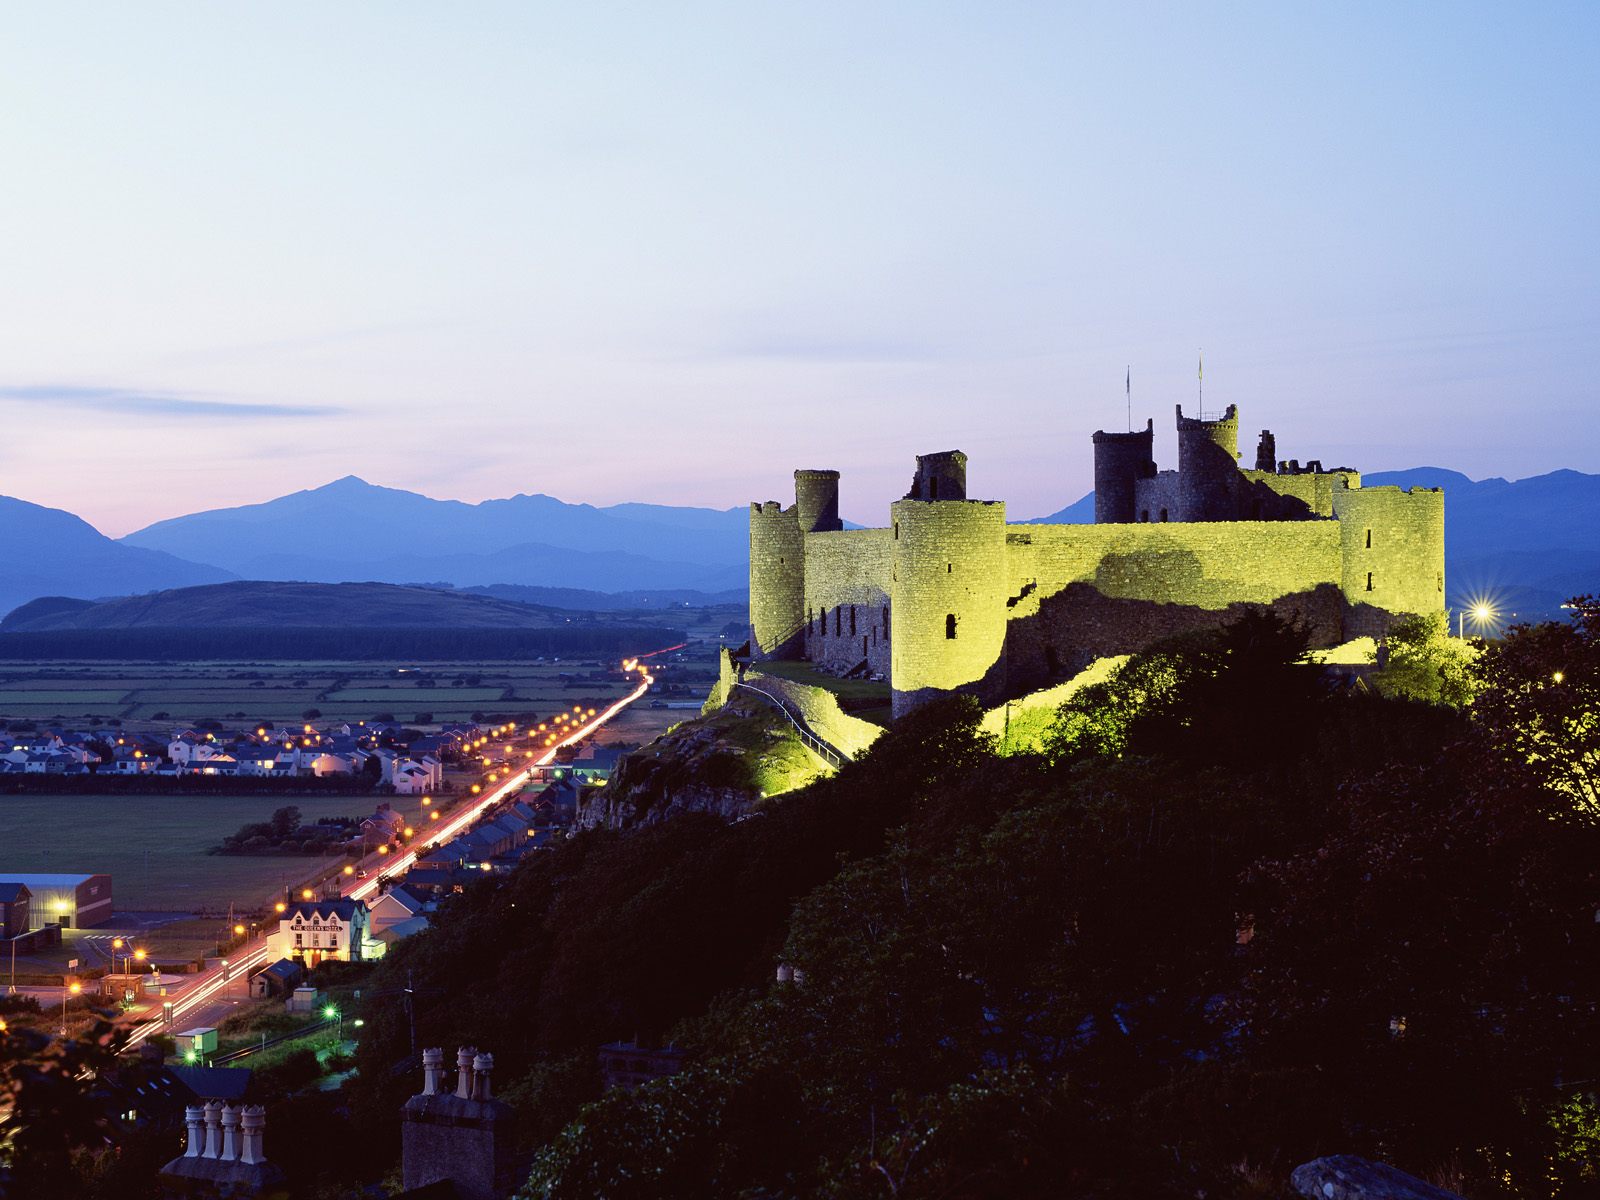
402, 1044, 514, 1200
183, 1105, 205, 1158
422, 1046, 444, 1095
472, 1052, 494, 1100
203, 1100, 223, 1159
240, 1105, 266, 1165
220, 1105, 241, 1160
163, 1098, 285, 1191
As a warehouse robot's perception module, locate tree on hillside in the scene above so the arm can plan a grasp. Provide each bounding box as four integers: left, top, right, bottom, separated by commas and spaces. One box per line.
1369, 611, 1481, 707
1472, 596, 1600, 818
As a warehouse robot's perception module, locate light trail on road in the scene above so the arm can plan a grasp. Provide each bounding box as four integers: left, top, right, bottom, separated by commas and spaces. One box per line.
346, 663, 655, 902
123, 942, 271, 1051
120, 648, 666, 1053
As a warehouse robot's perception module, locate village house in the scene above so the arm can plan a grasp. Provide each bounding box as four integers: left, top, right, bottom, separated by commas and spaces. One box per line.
266, 899, 369, 967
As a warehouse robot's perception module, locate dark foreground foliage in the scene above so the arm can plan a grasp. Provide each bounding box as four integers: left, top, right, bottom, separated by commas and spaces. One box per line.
7, 603, 1600, 1198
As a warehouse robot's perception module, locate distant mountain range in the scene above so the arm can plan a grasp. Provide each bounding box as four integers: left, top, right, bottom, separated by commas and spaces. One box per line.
118, 476, 749, 593
0, 580, 585, 632
3, 469, 1596, 625
1026, 467, 1600, 621
0, 496, 233, 615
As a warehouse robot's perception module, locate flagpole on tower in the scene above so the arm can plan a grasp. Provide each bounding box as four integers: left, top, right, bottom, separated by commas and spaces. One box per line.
1126, 366, 1131, 432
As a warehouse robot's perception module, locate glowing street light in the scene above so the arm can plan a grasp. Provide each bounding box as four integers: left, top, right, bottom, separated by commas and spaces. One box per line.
1459, 602, 1498, 638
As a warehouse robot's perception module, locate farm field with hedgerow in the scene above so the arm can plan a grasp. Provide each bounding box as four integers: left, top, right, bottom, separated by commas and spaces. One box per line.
0, 658, 646, 728
0, 790, 443, 911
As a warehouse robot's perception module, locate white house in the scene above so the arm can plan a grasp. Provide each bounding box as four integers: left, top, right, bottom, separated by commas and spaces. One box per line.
266, 900, 369, 968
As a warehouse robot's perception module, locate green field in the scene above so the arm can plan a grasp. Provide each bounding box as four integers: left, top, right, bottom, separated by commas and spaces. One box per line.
0, 659, 649, 729
0, 792, 434, 912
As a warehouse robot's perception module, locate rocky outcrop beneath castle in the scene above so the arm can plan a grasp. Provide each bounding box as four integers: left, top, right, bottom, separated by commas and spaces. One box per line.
577, 695, 824, 830
1290, 1156, 1465, 1200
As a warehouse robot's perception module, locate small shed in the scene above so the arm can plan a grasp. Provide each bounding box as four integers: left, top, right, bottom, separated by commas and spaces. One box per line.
250, 957, 305, 999
174, 1027, 218, 1057
287, 985, 321, 1014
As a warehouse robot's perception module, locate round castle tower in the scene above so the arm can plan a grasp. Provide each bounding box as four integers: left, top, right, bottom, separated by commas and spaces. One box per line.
748, 499, 807, 659
1091, 419, 1156, 524
889, 496, 1008, 718
794, 469, 843, 534
1330, 483, 1445, 637
1175, 403, 1241, 521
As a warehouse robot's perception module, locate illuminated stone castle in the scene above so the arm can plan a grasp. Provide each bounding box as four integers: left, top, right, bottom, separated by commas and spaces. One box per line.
749, 405, 1444, 717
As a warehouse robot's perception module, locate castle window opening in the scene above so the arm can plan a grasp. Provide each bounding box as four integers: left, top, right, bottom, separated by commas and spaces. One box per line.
1365, 529, 1372, 549
1366, 571, 1374, 592
862, 636, 869, 656
883, 605, 890, 638
835, 606, 842, 636
945, 613, 958, 640
850, 606, 857, 635
894, 522, 899, 539
808, 608, 814, 634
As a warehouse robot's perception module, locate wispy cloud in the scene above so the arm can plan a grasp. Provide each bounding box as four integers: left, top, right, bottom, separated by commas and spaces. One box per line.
0, 385, 348, 418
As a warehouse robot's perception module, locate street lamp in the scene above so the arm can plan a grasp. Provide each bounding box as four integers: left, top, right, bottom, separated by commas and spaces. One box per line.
324, 1004, 343, 1039
60, 979, 81, 1036
1459, 602, 1497, 638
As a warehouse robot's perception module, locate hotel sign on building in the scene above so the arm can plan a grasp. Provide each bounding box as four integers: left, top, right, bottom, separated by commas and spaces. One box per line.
269, 899, 368, 966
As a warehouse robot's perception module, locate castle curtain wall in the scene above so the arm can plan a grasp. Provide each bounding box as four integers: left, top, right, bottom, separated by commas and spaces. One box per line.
1001, 520, 1346, 685
803, 528, 894, 675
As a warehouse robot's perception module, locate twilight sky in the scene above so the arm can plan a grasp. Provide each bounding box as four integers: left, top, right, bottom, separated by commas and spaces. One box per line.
1, 2, 1596, 535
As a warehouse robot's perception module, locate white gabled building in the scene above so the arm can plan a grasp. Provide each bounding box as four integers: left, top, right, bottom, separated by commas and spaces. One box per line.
266, 899, 369, 968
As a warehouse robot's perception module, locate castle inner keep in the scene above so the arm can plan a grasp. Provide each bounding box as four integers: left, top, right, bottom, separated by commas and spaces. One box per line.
749, 405, 1445, 718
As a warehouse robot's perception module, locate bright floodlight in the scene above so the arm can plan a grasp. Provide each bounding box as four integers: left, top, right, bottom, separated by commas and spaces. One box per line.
324, 1005, 338, 1019
1472, 603, 1493, 621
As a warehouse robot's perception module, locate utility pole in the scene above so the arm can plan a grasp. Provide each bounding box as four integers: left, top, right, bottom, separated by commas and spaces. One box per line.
406, 969, 416, 1059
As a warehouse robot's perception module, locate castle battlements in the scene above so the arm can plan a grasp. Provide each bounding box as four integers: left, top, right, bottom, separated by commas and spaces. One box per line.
749, 404, 1445, 717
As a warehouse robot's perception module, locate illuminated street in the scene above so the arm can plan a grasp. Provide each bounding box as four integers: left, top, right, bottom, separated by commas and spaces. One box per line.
118, 655, 659, 1052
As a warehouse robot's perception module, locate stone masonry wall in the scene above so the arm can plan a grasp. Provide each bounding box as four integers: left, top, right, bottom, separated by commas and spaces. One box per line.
803, 528, 894, 676
748, 502, 805, 659
1241, 469, 1360, 518
1001, 519, 1346, 686
1332, 484, 1446, 636
890, 499, 1010, 716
